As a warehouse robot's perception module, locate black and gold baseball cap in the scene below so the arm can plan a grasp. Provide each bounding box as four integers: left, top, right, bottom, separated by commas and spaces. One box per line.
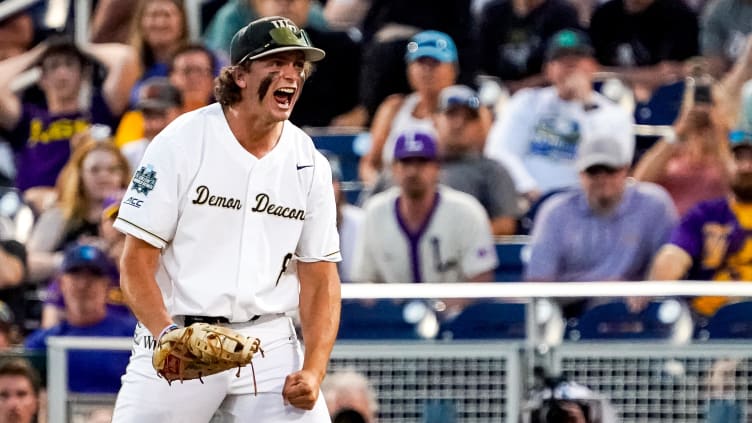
230, 16, 325, 65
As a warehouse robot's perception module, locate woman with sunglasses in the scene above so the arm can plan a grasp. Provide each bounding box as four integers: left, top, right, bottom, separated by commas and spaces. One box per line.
633, 75, 734, 216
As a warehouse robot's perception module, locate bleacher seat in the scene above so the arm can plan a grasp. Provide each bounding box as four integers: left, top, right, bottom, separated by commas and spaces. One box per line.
439, 301, 526, 340
338, 299, 421, 340
633, 80, 685, 161
698, 301, 752, 340
312, 133, 366, 204
566, 300, 692, 342
494, 236, 528, 282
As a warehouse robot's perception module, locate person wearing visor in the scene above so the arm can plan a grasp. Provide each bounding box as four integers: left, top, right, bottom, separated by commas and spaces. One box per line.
359, 30, 459, 188
112, 16, 341, 422
525, 137, 677, 319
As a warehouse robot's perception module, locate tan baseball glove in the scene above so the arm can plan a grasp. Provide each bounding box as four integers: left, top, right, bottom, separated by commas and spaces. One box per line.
152, 323, 264, 389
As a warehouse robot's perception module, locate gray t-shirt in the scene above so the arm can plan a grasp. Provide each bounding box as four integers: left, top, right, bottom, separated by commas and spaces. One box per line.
441, 154, 521, 219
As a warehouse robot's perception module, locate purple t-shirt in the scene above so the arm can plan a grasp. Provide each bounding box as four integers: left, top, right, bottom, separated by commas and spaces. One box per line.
6, 94, 115, 191
525, 182, 678, 282
669, 198, 752, 315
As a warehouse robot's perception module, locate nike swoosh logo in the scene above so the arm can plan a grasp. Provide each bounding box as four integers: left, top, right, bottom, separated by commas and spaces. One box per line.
296, 164, 314, 170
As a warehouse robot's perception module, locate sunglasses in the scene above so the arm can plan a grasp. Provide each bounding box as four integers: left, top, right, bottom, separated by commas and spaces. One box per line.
584, 165, 620, 176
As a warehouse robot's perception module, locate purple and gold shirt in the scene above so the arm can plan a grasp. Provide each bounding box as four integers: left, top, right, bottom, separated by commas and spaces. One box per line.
669, 198, 752, 315
5, 94, 115, 191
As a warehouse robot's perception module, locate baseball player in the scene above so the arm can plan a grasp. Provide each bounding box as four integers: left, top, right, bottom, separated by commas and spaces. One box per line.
111, 16, 341, 423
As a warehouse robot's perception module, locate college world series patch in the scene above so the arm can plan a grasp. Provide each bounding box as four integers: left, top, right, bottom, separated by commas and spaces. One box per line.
132, 165, 157, 195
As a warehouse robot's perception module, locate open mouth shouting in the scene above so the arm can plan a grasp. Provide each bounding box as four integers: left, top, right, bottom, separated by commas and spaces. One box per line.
273, 87, 296, 109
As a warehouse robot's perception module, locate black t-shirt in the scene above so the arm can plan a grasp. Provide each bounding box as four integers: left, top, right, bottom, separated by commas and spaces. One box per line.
290, 27, 363, 128
478, 0, 580, 81
589, 0, 699, 66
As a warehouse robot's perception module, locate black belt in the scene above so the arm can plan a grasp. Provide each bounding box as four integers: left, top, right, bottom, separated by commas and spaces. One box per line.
183, 315, 261, 326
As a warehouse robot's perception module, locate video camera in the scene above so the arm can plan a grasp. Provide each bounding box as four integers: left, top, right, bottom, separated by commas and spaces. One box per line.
522, 367, 612, 423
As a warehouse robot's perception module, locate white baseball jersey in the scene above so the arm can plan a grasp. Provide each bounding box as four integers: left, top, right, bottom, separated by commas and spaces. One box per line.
484, 86, 634, 193
351, 185, 498, 283
114, 103, 341, 322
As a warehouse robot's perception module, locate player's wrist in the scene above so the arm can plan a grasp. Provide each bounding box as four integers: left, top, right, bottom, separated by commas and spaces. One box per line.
157, 323, 179, 341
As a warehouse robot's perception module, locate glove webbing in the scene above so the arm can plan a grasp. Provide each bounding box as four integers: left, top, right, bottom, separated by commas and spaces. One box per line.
174, 326, 266, 395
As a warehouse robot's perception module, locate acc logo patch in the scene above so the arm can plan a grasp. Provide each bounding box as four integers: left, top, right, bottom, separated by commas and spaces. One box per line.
132, 165, 157, 195
124, 197, 143, 208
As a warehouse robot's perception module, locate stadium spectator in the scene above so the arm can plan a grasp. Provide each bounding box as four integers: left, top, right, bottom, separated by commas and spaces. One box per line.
646, 130, 752, 318
484, 29, 634, 200
434, 85, 520, 235
115, 43, 213, 147
699, 0, 752, 77
0, 8, 34, 61
121, 77, 183, 171
90, 0, 136, 44
0, 7, 35, 187
0, 301, 19, 350
718, 35, 752, 128
588, 0, 698, 98
0, 358, 41, 423
357, 0, 476, 121
41, 193, 132, 329
0, 231, 27, 337
26, 136, 130, 284
352, 129, 498, 317
253, 0, 364, 128
169, 44, 217, 112
525, 137, 678, 318
322, 370, 378, 422
203, 0, 329, 59
24, 244, 134, 393
359, 30, 459, 188
633, 73, 734, 216
128, 0, 189, 106
0, 37, 137, 201
476, 0, 580, 93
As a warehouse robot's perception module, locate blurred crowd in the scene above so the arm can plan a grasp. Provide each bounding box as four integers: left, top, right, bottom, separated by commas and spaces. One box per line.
0, 0, 752, 420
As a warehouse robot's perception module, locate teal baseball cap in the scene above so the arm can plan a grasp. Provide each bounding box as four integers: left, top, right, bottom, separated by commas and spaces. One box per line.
545, 29, 594, 62
230, 16, 325, 65
405, 30, 458, 63
729, 130, 752, 150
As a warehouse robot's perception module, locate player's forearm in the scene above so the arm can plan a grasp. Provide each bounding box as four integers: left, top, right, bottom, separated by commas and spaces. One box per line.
120, 236, 173, 337
297, 261, 341, 382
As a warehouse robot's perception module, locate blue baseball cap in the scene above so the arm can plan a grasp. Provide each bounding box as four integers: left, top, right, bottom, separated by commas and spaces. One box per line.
393, 130, 438, 161
405, 30, 458, 63
729, 130, 752, 149
439, 85, 481, 113
61, 244, 116, 277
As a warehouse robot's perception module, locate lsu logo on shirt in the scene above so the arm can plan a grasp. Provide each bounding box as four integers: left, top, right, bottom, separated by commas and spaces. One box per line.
28, 118, 90, 146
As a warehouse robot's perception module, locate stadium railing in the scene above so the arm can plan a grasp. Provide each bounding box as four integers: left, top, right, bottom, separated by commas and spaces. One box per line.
46, 282, 752, 423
